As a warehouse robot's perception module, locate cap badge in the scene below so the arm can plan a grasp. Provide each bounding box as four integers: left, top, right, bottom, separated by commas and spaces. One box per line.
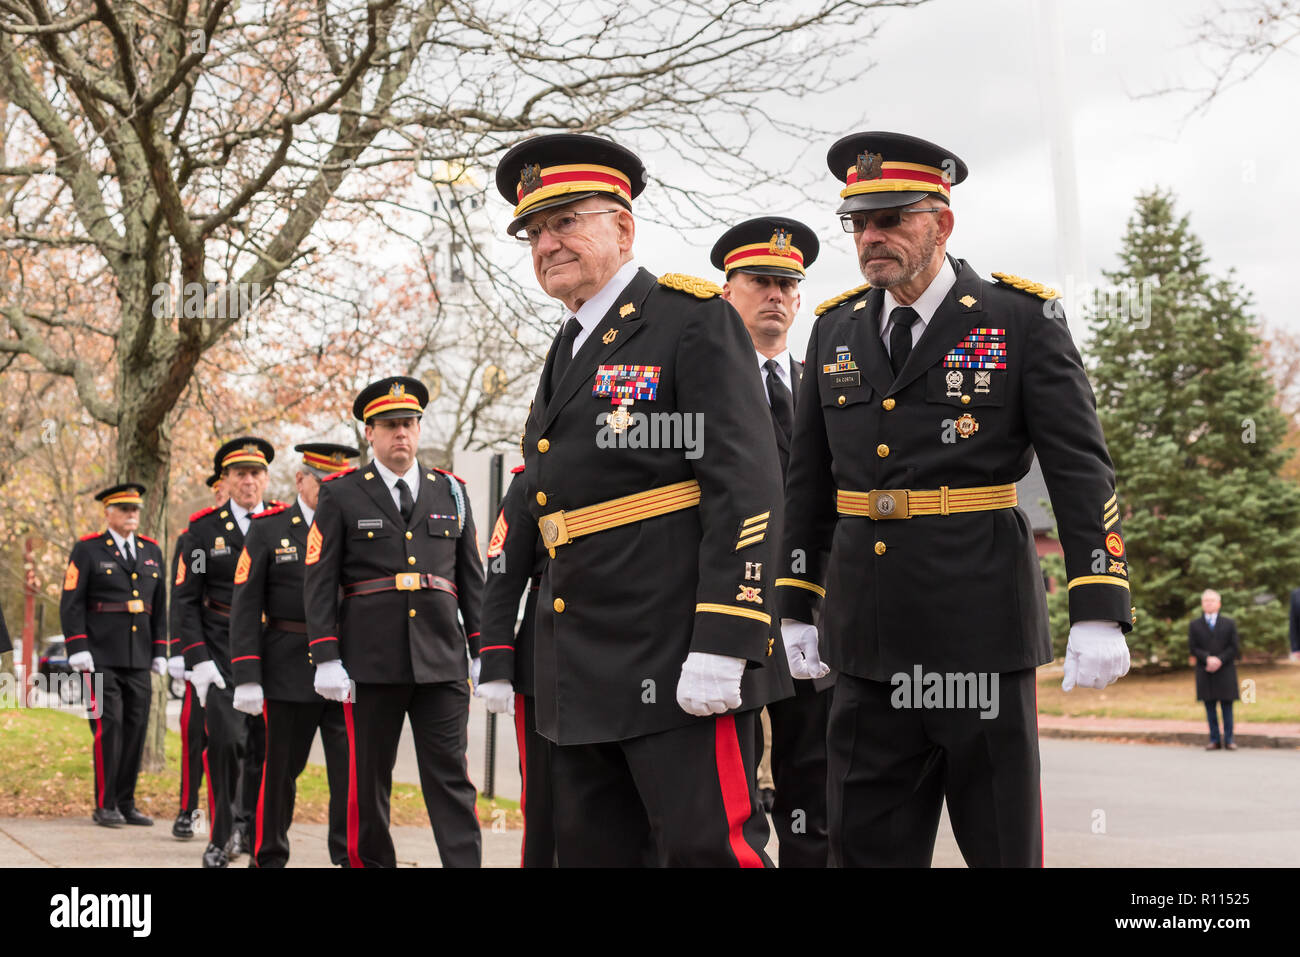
856, 151, 884, 181
390, 382, 405, 397
768, 228, 793, 256
520, 163, 543, 197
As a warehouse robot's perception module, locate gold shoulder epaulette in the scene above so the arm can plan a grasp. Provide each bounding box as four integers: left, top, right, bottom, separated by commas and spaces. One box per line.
658, 273, 721, 299
814, 282, 871, 317
991, 271, 1059, 301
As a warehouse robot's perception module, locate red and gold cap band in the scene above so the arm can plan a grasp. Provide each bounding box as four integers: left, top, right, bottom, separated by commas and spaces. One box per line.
362, 384, 423, 421
513, 163, 633, 219
723, 241, 806, 276
222, 445, 270, 469
301, 450, 351, 473
101, 489, 143, 507
841, 160, 951, 200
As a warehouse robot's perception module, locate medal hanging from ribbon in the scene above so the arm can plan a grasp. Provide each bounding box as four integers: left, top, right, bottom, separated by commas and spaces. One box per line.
593, 364, 661, 433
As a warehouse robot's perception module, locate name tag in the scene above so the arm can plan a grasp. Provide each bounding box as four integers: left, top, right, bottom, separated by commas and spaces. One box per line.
357, 519, 384, 530
829, 372, 861, 389
274, 552, 300, 564
210, 547, 231, 557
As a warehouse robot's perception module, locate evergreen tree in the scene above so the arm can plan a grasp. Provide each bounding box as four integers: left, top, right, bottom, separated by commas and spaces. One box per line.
1049, 189, 1300, 664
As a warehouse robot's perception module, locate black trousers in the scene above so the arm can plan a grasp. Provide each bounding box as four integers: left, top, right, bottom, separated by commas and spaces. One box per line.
203, 682, 262, 849
234, 712, 265, 838
551, 711, 772, 867
514, 694, 556, 868
253, 698, 349, 868
83, 667, 151, 812
344, 681, 481, 868
827, 669, 1042, 868
178, 682, 206, 813
768, 681, 833, 867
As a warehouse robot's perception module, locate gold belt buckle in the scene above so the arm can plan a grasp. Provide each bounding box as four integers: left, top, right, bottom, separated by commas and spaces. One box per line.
126, 599, 145, 613
394, 573, 421, 591
538, 510, 571, 549
868, 489, 910, 520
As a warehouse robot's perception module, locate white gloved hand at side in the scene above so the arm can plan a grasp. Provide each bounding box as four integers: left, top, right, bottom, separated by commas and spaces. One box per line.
1062, 620, 1130, 691
167, 656, 186, 680
190, 660, 226, 708
313, 660, 353, 703
470, 656, 481, 692
69, 651, 95, 673
676, 652, 746, 716
780, 620, 830, 680
151, 657, 168, 676
233, 683, 264, 715
477, 679, 515, 715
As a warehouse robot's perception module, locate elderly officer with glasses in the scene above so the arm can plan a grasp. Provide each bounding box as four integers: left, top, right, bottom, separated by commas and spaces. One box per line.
477, 133, 786, 867
777, 131, 1133, 867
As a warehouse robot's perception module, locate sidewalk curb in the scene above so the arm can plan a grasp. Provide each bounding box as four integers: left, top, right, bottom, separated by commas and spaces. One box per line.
1038, 725, 1300, 749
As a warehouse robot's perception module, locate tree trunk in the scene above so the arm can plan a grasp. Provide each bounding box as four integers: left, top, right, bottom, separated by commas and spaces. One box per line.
141, 672, 169, 774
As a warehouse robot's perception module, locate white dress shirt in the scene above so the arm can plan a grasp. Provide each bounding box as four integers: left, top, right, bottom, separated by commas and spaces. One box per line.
298, 498, 315, 529
755, 348, 794, 407
108, 528, 137, 562
878, 257, 957, 356
561, 260, 641, 357
372, 458, 423, 514
229, 500, 264, 537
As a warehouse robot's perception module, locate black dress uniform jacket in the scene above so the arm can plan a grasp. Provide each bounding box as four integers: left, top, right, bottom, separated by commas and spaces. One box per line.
230, 502, 318, 701
175, 505, 261, 673
479, 468, 545, 695
780, 258, 1132, 679
304, 464, 485, 683
520, 267, 786, 745
1188, 615, 1240, 702
60, 532, 167, 668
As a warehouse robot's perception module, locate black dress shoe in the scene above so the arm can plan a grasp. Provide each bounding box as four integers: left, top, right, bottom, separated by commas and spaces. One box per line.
758, 787, 776, 814
93, 808, 125, 828
1205, 741, 1222, 750
202, 843, 229, 868
121, 807, 154, 826
172, 810, 195, 841
1225, 741, 1238, 751
225, 828, 247, 859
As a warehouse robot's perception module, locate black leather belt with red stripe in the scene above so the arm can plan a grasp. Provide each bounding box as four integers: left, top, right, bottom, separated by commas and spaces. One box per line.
91, 600, 153, 614
342, 573, 457, 599
267, 617, 307, 634
203, 596, 231, 617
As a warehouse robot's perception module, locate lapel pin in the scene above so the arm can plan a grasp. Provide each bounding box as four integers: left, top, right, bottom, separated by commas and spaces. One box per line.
602, 328, 619, 345
618, 302, 635, 319
959, 295, 977, 308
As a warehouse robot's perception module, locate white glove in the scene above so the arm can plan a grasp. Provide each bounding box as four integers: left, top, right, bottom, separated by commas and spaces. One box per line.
190, 660, 226, 708
780, 620, 830, 680
69, 651, 95, 673
470, 656, 482, 691
151, 657, 168, 676
233, 683, 264, 715
676, 652, 746, 716
314, 660, 353, 703
1062, 620, 1130, 691
167, 656, 186, 680
477, 679, 515, 715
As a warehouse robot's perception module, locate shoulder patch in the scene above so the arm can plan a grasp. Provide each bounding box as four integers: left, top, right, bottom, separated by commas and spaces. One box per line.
815, 282, 872, 317
510, 465, 525, 474
189, 506, 215, 524
252, 504, 288, 520
658, 273, 721, 299
432, 467, 467, 485
79, 532, 101, 541
991, 271, 1058, 301
138, 534, 159, 546
320, 466, 356, 483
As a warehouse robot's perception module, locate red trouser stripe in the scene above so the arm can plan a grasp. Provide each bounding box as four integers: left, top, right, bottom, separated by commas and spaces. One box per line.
254, 702, 270, 866
714, 714, 764, 868
179, 684, 192, 808
343, 701, 363, 868
84, 674, 106, 809
513, 694, 527, 868
203, 717, 216, 837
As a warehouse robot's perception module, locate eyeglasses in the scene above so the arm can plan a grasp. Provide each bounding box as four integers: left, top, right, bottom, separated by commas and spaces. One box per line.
839, 207, 946, 233
512, 208, 622, 244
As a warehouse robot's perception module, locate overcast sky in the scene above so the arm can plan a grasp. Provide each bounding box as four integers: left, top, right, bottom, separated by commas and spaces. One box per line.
502, 0, 1298, 357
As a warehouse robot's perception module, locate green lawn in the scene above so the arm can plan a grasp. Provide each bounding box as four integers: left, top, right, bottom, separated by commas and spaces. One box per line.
0, 706, 520, 827
1036, 662, 1300, 723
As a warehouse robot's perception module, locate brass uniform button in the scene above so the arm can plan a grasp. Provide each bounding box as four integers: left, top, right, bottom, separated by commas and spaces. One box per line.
882, 398, 895, 411
132, 625, 138, 632
407, 556, 416, 565
536, 492, 548, 506
961, 395, 971, 405
876, 444, 890, 458
553, 598, 565, 613
367, 531, 374, 539
837, 395, 846, 406
131, 573, 138, 580
405, 531, 413, 540
132, 590, 139, 597
537, 439, 550, 453
409, 609, 416, 618
874, 541, 887, 556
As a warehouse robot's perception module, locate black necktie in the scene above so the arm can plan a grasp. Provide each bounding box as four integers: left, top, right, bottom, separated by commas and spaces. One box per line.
124, 539, 135, 567
764, 358, 794, 443
395, 478, 414, 522
548, 316, 582, 398
888, 306, 921, 379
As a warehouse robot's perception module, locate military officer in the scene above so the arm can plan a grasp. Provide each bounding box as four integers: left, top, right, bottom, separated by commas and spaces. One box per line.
304, 377, 485, 868
170, 471, 226, 841
175, 437, 278, 867
779, 132, 1133, 867
484, 134, 784, 867
476, 465, 555, 867
711, 216, 831, 867
230, 443, 358, 867
59, 483, 168, 827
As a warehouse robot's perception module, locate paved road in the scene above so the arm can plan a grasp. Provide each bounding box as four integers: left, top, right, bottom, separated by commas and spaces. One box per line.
5, 736, 1296, 867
